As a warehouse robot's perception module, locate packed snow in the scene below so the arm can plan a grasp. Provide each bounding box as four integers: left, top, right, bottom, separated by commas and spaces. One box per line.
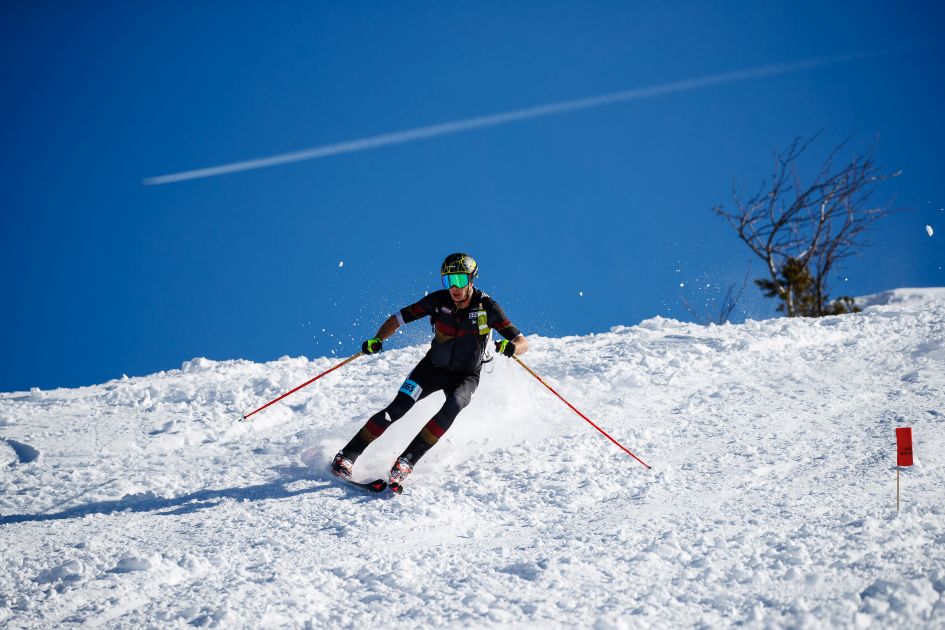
2, 288, 944, 628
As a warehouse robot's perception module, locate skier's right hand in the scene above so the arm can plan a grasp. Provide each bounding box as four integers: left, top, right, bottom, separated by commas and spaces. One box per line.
362, 337, 383, 354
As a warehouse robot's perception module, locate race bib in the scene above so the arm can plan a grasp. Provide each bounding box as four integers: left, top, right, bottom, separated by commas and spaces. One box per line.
399, 379, 422, 401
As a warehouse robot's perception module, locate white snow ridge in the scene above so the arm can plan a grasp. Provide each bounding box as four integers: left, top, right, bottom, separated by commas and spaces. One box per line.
2, 288, 945, 628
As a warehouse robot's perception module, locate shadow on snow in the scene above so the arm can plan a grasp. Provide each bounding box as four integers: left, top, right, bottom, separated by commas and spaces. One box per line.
0, 466, 383, 525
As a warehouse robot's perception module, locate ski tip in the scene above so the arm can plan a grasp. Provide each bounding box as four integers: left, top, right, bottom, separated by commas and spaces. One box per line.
389, 482, 404, 495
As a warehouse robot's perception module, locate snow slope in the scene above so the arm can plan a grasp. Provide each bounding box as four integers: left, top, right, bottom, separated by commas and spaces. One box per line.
2, 288, 944, 628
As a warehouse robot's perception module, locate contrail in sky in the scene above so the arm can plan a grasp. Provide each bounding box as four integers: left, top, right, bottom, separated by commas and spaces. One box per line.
143, 49, 889, 185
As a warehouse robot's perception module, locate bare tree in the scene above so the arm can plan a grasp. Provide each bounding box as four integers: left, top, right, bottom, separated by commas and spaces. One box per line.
714, 135, 901, 317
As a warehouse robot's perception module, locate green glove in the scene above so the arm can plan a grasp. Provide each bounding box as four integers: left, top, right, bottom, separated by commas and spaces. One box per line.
495, 339, 516, 358
362, 337, 383, 354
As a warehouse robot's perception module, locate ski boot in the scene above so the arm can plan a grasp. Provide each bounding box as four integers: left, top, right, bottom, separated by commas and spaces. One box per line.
330, 451, 354, 480
388, 457, 413, 494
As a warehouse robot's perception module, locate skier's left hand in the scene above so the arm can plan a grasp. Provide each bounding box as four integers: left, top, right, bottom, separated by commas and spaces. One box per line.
495, 339, 516, 358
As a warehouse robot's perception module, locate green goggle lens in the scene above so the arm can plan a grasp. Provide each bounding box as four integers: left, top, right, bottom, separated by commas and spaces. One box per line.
442, 273, 470, 289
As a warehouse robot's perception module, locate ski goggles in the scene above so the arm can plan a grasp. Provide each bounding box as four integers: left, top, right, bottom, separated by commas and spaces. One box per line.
441, 273, 471, 289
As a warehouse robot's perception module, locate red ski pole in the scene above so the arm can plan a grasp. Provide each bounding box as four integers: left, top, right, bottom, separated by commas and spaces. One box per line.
513, 356, 651, 469
241, 351, 363, 421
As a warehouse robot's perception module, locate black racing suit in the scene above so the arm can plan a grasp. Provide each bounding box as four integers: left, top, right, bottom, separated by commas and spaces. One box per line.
342, 288, 521, 466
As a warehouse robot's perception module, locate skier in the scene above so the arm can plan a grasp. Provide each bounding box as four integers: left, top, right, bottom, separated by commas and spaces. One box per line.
331, 253, 528, 487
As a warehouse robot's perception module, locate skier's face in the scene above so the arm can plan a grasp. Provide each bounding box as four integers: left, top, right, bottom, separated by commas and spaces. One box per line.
449, 283, 472, 303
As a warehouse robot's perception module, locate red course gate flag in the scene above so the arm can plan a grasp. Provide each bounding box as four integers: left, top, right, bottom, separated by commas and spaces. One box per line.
896, 427, 913, 467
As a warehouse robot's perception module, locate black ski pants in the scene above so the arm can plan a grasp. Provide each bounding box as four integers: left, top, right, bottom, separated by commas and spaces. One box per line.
343, 356, 479, 465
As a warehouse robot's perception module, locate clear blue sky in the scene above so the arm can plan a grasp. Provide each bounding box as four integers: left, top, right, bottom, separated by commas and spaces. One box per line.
2, 2, 943, 392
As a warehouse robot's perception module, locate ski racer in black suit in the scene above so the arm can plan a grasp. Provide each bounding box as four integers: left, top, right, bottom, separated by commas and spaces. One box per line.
331, 253, 529, 486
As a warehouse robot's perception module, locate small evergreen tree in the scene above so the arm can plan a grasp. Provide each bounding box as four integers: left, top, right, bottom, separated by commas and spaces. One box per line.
756, 257, 860, 317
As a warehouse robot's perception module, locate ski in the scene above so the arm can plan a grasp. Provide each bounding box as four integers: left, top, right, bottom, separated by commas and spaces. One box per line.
338, 477, 388, 494
389, 482, 404, 495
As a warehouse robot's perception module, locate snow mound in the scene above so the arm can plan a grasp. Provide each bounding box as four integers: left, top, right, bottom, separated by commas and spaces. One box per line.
1, 288, 944, 628
857, 286, 945, 307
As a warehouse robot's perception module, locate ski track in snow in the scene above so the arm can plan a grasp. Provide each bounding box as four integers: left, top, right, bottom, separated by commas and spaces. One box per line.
1, 288, 944, 628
